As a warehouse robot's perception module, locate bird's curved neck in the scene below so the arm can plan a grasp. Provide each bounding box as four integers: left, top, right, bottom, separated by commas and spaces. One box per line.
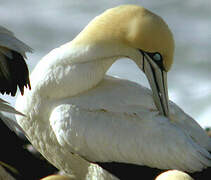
30, 44, 118, 103
15, 46, 118, 179
40, 61, 115, 101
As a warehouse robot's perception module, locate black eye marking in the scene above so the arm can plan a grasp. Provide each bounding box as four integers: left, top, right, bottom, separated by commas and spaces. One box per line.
138, 50, 165, 71
148, 52, 165, 71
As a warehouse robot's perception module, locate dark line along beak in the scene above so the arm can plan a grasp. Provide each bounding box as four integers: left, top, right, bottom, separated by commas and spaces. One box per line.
142, 52, 169, 117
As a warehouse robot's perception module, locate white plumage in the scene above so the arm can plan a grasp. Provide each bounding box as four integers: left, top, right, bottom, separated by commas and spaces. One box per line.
15, 5, 211, 180
50, 76, 211, 172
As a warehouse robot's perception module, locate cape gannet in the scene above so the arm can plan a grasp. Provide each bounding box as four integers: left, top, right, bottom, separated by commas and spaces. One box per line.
15, 5, 211, 180
0, 25, 32, 115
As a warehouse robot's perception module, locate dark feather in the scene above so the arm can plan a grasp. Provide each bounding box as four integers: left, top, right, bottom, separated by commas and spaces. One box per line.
0, 50, 30, 96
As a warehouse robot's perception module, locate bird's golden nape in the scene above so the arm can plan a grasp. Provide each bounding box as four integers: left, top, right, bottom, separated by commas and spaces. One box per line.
140, 50, 169, 117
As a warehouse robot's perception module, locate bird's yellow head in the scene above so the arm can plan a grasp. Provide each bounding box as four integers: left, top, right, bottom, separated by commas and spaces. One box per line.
124, 5, 175, 71
73, 5, 175, 71
72, 5, 175, 117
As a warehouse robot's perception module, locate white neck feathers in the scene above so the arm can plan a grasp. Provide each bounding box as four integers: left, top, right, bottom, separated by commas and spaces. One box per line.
31, 50, 116, 100
15, 42, 118, 179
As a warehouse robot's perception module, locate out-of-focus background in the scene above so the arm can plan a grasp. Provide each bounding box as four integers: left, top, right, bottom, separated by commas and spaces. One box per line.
0, 0, 211, 127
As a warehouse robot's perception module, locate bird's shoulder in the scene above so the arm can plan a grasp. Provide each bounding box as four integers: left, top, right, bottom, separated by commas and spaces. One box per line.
59, 76, 156, 112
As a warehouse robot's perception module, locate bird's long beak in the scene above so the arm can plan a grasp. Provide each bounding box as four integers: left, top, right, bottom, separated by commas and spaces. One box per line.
142, 53, 169, 117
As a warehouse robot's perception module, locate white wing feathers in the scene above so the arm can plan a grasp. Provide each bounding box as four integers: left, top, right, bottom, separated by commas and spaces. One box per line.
49, 77, 211, 172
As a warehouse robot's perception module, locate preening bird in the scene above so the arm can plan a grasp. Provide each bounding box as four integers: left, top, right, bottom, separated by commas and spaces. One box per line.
0, 25, 32, 114
15, 5, 211, 180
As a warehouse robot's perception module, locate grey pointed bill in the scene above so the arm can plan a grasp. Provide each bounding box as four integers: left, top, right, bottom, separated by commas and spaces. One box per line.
142, 53, 169, 117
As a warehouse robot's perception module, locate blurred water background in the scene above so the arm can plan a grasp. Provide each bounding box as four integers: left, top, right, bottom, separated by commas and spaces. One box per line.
0, 0, 211, 127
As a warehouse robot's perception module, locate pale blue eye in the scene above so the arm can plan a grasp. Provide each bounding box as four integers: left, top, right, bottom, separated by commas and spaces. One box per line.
153, 53, 162, 61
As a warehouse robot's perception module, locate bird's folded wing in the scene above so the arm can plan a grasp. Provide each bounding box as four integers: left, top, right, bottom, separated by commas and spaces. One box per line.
50, 102, 211, 173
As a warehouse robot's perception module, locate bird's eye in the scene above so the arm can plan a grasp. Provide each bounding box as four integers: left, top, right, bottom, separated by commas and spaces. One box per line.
153, 53, 162, 61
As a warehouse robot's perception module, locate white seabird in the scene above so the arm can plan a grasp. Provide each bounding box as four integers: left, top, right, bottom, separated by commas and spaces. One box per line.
15, 5, 211, 180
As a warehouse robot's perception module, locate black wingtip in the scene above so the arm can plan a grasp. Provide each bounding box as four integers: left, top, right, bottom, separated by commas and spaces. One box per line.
0, 50, 30, 96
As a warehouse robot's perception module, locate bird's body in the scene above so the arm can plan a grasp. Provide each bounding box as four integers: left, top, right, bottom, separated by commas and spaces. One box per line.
15, 72, 211, 179
15, 5, 211, 180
